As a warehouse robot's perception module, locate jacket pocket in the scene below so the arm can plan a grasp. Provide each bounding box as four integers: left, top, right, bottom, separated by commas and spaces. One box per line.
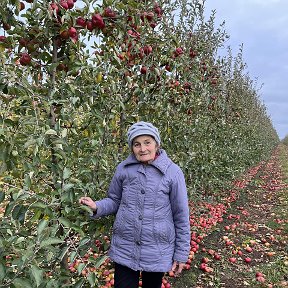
113, 208, 125, 235
154, 220, 175, 244
113, 208, 135, 240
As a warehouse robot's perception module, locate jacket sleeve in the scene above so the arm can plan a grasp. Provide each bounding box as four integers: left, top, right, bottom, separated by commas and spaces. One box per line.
170, 168, 190, 263
91, 165, 123, 219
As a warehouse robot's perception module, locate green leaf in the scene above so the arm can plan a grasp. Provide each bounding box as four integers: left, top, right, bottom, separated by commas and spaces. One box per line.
37, 219, 48, 237
94, 255, 109, 269
40, 237, 63, 248
79, 205, 93, 216
12, 278, 33, 288
24, 139, 36, 149
73, 278, 85, 288
12, 204, 27, 223
16, 236, 26, 244
71, 225, 85, 237
30, 265, 43, 287
63, 183, 74, 191
45, 129, 58, 136
4, 201, 14, 217
58, 217, 72, 228
0, 191, 5, 203
63, 167, 71, 180
59, 245, 69, 262
69, 251, 77, 263
79, 236, 90, 247
31, 202, 47, 209
87, 272, 97, 286
61, 128, 68, 138
77, 262, 86, 275
0, 263, 6, 281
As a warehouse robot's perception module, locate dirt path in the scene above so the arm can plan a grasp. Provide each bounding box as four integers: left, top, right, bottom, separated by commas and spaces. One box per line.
169, 145, 288, 288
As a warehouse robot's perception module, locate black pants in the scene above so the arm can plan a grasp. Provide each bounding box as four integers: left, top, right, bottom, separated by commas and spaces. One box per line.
114, 262, 164, 288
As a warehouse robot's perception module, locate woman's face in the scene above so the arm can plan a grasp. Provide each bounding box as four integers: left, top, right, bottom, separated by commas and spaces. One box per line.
132, 135, 159, 163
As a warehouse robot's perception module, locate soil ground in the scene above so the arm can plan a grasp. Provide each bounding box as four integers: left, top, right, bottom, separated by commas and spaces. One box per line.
169, 144, 288, 288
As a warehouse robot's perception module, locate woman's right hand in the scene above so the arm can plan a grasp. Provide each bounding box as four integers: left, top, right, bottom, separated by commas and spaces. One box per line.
78, 197, 97, 211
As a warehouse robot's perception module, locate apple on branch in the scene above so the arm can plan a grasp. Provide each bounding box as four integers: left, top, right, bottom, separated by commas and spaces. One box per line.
19, 53, 31, 66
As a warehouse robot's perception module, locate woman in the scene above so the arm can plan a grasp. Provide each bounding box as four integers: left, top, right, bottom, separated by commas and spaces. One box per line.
79, 121, 190, 288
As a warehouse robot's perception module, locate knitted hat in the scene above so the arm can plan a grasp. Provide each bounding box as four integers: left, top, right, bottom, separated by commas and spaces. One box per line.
127, 121, 161, 148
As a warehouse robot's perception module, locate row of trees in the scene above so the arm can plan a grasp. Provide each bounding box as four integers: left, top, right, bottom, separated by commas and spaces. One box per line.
282, 135, 288, 146
0, 0, 279, 286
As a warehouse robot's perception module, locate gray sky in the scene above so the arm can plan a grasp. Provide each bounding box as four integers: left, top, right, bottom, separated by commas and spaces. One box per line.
204, 0, 288, 140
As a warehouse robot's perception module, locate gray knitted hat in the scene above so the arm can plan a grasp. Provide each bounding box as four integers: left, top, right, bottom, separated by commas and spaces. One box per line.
127, 121, 161, 148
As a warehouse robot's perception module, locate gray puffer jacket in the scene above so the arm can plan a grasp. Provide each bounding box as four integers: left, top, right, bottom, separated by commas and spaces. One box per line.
93, 149, 190, 272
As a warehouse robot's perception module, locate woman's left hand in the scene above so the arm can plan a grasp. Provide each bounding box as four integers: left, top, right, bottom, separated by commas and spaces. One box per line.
171, 261, 185, 276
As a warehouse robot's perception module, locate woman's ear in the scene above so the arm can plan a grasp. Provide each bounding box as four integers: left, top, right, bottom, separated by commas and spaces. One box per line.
156, 146, 160, 154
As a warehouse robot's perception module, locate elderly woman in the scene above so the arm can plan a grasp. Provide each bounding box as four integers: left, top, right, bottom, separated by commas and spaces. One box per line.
79, 121, 190, 288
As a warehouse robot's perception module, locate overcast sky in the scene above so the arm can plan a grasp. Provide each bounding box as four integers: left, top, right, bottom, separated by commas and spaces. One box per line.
204, 0, 288, 140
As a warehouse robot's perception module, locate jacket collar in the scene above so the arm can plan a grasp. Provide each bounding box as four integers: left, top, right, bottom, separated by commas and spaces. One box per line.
123, 149, 172, 175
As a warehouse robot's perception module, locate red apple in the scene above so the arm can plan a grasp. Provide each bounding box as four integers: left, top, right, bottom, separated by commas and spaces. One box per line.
56, 63, 68, 72
76, 17, 87, 28
210, 78, 217, 85
103, 7, 116, 18
256, 276, 265, 283
162, 279, 168, 285
174, 47, 183, 56
19, 53, 31, 65
229, 257, 237, 263
60, 30, 70, 39
60, 0, 69, 10
67, 0, 74, 9
245, 246, 252, 253
199, 263, 207, 271
201, 257, 209, 264
255, 272, 264, 277
189, 49, 197, 58
140, 66, 148, 74
92, 13, 105, 29
68, 27, 77, 38
204, 266, 213, 273
165, 64, 171, 72
2, 23, 11, 30
244, 257, 252, 263
86, 20, 94, 31
154, 4, 163, 17
143, 45, 152, 55
50, 3, 59, 14
19, 38, 29, 47
146, 12, 154, 22
19, 2, 25, 11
